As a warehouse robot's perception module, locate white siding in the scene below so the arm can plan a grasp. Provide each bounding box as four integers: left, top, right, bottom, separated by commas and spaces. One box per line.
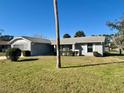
81, 44, 93, 56
11, 39, 31, 51
81, 44, 87, 56
83, 43, 103, 56
75, 43, 104, 56
11, 38, 52, 56
94, 43, 103, 56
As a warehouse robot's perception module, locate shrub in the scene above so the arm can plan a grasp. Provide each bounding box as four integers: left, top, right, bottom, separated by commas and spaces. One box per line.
93, 51, 102, 57
22, 50, 31, 57
6, 48, 21, 61
103, 51, 111, 56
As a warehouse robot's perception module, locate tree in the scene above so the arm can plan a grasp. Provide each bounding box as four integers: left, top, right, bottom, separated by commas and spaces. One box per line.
74, 31, 86, 37
0, 29, 14, 41
53, 0, 61, 68
63, 34, 71, 38
91, 34, 114, 47
109, 42, 117, 50
107, 18, 124, 55
0, 35, 14, 41
91, 35, 96, 36
6, 48, 21, 61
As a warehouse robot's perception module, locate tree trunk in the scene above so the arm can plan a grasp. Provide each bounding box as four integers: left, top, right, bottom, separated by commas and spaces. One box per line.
119, 49, 122, 55
53, 0, 61, 68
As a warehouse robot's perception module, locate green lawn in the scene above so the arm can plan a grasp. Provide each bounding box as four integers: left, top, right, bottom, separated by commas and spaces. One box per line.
0, 52, 5, 56
0, 56, 124, 93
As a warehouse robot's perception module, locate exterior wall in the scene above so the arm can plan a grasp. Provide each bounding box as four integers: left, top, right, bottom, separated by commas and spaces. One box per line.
31, 43, 52, 56
11, 39, 31, 51
75, 44, 86, 56
104, 46, 109, 52
75, 43, 104, 56
94, 43, 104, 56
11, 38, 104, 56
11, 39, 52, 56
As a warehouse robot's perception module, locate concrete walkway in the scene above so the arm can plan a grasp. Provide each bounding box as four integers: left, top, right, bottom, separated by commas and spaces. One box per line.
0, 56, 6, 60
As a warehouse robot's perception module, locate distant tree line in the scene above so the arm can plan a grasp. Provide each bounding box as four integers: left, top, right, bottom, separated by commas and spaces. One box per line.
0, 35, 14, 41
0, 30, 14, 41
91, 34, 114, 37
91, 34, 117, 50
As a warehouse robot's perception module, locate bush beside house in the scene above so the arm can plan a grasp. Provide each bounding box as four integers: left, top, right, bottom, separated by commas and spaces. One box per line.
93, 51, 102, 57
6, 48, 21, 61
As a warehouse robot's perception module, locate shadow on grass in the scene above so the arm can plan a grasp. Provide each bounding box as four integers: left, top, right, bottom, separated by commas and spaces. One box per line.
18, 58, 39, 62
108, 54, 124, 56
62, 61, 124, 69
104, 52, 124, 57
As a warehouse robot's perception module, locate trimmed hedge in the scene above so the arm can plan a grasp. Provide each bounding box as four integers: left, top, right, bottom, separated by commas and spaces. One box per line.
6, 48, 21, 61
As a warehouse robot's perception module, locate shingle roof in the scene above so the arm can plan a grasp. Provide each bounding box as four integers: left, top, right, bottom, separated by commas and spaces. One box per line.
51, 36, 106, 45
9, 36, 51, 44
22, 36, 51, 44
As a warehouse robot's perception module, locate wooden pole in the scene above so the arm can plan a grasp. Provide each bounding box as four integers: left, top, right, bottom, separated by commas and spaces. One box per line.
53, 0, 61, 68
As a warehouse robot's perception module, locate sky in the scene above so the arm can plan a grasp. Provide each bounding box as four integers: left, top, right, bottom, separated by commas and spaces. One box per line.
0, 0, 124, 39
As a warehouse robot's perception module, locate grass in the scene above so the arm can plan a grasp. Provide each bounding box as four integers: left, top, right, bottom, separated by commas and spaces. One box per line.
0, 52, 5, 56
0, 56, 124, 93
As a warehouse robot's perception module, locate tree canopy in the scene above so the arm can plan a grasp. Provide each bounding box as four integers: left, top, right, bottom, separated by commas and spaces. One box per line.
74, 31, 86, 37
107, 19, 124, 35
63, 34, 71, 38
0, 35, 14, 41
0, 29, 14, 41
107, 18, 124, 54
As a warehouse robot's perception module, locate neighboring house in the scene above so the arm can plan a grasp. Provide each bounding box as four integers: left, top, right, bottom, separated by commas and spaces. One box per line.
0, 40, 10, 52
51, 36, 106, 56
9, 36, 53, 56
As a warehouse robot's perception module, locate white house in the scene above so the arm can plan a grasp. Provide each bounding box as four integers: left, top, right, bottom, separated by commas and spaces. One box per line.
9, 36, 106, 56
51, 36, 106, 56
9, 36, 52, 56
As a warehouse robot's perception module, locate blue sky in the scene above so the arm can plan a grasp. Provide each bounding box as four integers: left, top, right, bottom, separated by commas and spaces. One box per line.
0, 0, 124, 39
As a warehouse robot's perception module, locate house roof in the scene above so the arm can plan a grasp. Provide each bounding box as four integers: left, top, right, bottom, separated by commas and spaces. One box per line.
0, 40, 10, 45
22, 36, 51, 44
9, 36, 51, 44
51, 36, 106, 45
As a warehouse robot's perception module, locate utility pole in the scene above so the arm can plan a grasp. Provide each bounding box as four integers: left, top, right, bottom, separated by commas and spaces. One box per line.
53, 0, 61, 68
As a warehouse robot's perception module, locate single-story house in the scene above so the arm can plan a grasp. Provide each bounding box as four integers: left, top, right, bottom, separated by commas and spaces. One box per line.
9, 36, 106, 56
0, 40, 10, 52
51, 36, 106, 56
9, 36, 53, 56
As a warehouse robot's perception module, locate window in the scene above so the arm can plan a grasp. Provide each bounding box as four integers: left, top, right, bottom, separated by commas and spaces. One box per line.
87, 43, 93, 52
2, 45, 5, 48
